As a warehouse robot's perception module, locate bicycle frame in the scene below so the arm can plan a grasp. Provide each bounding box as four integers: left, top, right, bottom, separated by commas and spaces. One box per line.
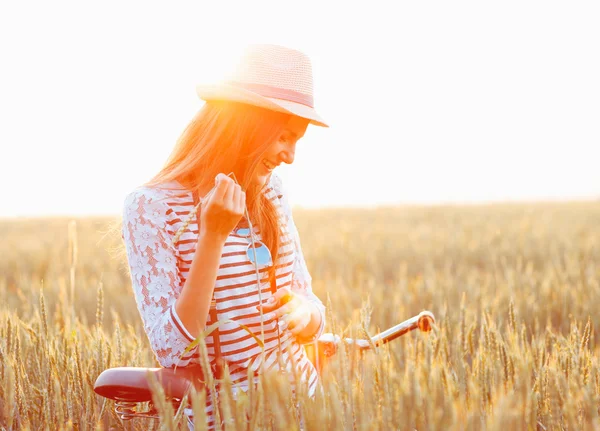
93, 311, 435, 421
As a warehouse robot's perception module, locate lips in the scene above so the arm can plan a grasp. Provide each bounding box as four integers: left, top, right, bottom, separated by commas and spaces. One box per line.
262, 159, 277, 170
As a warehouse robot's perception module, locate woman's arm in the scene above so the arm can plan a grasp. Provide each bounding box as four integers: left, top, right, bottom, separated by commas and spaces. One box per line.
173, 231, 225, 340
287, 225, 326, 344
272, 174, 326, 344
173, 174, 245, 341
122, 189, 205, 368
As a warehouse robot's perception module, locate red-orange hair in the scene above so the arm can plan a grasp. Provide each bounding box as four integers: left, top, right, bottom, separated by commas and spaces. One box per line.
146, 101, 292, 267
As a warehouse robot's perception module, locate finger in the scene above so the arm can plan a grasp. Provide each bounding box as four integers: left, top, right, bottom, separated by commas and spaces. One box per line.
260, 288, 289, 308
257, 288, 295, 313
256, 292, 279, 310
272, 299, 300, 319
217, 172, 231, 183
274, 287, 293, 304
232, 185, 243, 213
223, 180, 236, 209
288, 311, 311, 334
236, 186, 246, 213
289, 322, 309, 334
289, 316, 310, 334
209, 174, 232, 204
257, 304, 275, 313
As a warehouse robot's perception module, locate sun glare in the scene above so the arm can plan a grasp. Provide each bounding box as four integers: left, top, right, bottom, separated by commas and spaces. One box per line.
0, 2, 598, 217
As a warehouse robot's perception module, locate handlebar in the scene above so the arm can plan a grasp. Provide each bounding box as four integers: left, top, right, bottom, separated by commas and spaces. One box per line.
361, 310, 435, 348
318, 310, 435, 350
306, 311, 435, 371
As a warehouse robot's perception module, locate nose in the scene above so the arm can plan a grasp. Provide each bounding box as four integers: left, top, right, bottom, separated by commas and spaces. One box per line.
280, 143, 296, 165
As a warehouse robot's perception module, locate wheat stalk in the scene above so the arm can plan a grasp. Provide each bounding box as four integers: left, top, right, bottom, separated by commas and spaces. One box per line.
173, 200, 202, 244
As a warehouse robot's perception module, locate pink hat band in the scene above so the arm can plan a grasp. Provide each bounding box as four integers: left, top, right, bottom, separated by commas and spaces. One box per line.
226, 81, 315, 108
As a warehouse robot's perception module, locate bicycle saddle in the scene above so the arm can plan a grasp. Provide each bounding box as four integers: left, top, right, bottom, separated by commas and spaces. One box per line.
93, 366, 205, 402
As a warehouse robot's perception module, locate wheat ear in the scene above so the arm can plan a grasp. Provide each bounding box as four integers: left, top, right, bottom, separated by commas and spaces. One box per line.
173, 201, 202, 244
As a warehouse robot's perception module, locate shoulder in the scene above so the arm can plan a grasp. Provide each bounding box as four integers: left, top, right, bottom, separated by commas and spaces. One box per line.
269, 173, 290, 203
124, 181, 188, 206
122, 182, 188, 227
269, 173, 294, 221
270, 172, 284, 194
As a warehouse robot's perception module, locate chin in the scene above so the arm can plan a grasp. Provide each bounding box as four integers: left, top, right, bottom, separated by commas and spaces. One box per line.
254, 172, 271, 188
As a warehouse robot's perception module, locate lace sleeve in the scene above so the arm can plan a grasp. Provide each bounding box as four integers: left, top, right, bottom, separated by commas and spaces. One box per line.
122, 188, 198, 368
272, 175, 326, 344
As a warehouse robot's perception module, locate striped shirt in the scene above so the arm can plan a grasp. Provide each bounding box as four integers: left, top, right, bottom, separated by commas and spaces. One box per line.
121, 173, 325, 429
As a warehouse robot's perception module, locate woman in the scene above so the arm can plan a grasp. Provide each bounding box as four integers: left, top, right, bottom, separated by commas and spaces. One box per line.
121, 44, 328, 429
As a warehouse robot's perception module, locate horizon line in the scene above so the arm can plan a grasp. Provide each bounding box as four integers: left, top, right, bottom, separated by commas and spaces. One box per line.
1, 196, 598, 220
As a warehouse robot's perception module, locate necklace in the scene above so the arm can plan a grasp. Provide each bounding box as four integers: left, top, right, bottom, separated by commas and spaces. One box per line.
191, 185, 284, 379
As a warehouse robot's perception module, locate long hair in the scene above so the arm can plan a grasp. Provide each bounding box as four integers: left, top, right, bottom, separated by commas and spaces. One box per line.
147, 101, 291, 269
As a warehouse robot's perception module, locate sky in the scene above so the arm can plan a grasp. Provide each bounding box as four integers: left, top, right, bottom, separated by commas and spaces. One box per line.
1, 1, 599, 217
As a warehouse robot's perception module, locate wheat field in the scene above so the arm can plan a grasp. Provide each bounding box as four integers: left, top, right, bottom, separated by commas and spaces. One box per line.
1, 202, 600, 430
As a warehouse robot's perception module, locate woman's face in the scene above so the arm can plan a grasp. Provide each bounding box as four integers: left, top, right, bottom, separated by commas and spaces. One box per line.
254, 115, 310, 187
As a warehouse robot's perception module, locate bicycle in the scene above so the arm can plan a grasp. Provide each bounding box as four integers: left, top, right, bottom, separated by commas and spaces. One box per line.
93, 311, 435, 423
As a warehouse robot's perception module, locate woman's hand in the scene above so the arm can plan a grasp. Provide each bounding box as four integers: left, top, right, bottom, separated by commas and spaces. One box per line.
200, 173, 245, 242
257, 287, 317, 335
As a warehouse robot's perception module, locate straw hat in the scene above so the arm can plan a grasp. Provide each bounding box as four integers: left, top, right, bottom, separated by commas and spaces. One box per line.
196, 44, 328, 128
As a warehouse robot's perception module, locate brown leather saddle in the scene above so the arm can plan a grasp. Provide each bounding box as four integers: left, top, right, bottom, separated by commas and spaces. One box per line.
94, 365, 206, 402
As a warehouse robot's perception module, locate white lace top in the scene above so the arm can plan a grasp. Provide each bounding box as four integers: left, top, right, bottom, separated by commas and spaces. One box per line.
121, 173, 325, 429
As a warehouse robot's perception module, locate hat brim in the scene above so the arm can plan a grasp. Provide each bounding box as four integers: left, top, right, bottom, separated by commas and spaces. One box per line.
196, 83, 329, 128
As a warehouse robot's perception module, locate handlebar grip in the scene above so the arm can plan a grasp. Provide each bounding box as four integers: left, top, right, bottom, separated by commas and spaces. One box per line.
417, 311, 435, 332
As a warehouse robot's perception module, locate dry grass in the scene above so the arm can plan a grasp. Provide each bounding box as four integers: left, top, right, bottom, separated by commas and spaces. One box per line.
1, 201, 600, 430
